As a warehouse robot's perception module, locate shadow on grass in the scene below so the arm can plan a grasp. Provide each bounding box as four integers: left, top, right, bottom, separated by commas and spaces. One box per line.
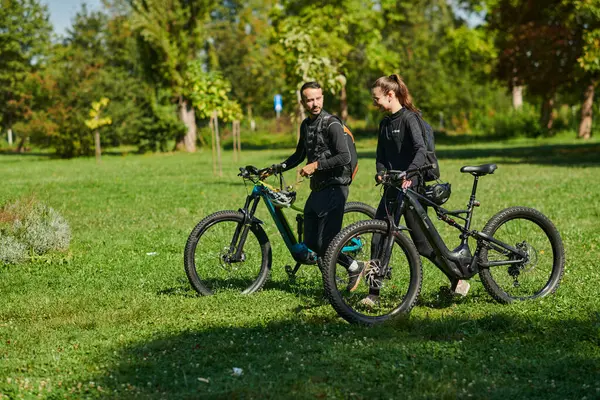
358, 142, 600, 167
156, 286, 198, 298
0, 150, 54, 157
91, 311, 600, 399
156, 273, 327, 301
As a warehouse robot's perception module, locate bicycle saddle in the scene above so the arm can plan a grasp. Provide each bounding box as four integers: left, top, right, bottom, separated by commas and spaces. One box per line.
460, 164, 497, 176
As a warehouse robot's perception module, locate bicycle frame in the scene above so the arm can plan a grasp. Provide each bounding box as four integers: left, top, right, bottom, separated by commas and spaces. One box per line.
229, 172, 361, 268
382, 173, 528, 280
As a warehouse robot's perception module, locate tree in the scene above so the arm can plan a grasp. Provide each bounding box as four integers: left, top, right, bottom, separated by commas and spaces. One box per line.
367, 0, 504, 131
208, 0, 285, 118
0, 0, 52, 148
186, 61, 242, 176
21, 3, 186, 157
84, 97, 112, 163
130, 0, 215, 152
484, 0, 584, 131
571, 0, 600, 139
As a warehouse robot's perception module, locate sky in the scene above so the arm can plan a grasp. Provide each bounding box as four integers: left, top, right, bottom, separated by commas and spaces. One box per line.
43, 0, 103, 37
43, 0, 485, 37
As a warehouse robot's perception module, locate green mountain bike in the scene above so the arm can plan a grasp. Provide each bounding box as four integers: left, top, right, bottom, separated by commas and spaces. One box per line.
184, 165, 375, 296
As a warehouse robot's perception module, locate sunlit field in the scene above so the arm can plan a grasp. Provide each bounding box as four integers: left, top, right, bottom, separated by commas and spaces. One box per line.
1, 135, 599, 399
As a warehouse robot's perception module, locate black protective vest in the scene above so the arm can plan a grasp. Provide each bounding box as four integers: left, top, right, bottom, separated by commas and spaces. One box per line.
302, 111, 352, 191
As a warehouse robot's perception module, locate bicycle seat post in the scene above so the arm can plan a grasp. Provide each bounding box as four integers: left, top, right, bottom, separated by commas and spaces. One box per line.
462, 175, 481, 237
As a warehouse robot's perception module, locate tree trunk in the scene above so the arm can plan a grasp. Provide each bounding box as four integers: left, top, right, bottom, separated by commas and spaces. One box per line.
94, 130, 102, 163
578, 83, 594, 139
512, 85, 523, 110
340, 83, 348, 121
296, 89, 305, 141
232, 121, 238, 162
7, 128, 13, 145
540, 96, 555, 132
213, 110, 222, 177
234, 120, 241, 154
175, 98, 197, 152
210, 115, 216, 175
16, 135, 26, 153
247, 105, 255, 131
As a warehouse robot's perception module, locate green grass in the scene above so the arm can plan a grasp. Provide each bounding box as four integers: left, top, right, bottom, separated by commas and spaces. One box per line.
1, 135, 599, 399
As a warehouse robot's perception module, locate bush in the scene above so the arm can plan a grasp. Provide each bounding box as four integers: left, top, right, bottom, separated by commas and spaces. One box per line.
0, 235, 27, 265
470, 103, 544, 138
0, 198, 71, 265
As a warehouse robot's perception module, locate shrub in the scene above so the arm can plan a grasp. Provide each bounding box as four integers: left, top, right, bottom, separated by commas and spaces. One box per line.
0, 198, 71, 265
470, 103, 544, 138
0, 235, 27, 265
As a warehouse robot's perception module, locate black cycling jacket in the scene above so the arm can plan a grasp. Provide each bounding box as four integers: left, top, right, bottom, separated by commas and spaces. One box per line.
281, 110, 352, 191
376, 108, 427, 183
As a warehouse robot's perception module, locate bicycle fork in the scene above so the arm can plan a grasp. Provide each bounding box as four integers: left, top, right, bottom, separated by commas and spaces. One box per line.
228, 195, 261, 262
367, 220, 397, 287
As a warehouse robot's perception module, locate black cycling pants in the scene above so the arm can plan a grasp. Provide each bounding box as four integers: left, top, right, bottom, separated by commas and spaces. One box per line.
303, 185, 352, 268
372, 187, 435, 261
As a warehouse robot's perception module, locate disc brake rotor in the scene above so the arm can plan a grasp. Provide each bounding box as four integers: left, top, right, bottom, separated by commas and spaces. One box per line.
364, 259, 390, 289
219, 247, 244, 272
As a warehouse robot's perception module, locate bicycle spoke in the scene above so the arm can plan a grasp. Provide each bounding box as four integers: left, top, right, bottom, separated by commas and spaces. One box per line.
483, 214, 558, 300
331, 229, 417, 320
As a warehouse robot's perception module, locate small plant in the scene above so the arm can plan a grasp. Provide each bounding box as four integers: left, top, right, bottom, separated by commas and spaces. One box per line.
0, 235, 27, 264
0, 197, 71, 265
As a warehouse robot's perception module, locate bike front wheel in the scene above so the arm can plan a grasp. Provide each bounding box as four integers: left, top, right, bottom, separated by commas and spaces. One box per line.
478, 207, 565, 303
184, 210, 272, 296
322, 220, 422, 325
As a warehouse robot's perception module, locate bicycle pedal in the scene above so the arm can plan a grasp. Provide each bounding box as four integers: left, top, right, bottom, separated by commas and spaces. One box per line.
285, 265, 295, 277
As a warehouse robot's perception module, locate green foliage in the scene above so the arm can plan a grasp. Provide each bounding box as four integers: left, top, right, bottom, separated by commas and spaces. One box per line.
0, 198, 71, 264
209, 0, 286, 115
4, 0, 599, 153
278, 25, 345, 95
135, 90, 187, 152
442, 25, 497, 77
16, 5, 185, 157
573, 0, 600, 74
0, 0, 52, 132
470, 103, 544, 138
85, 97, 112, 130
131, 0, 214, 95
486, 0, 587, 93
186, 61, 243, 122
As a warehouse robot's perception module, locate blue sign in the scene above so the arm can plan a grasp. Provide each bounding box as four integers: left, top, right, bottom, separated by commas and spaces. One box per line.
274, 94, 283, 112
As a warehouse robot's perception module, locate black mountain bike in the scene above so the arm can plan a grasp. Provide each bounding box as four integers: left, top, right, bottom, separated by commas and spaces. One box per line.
184, 165, 375, 296
322, 164, 565, 325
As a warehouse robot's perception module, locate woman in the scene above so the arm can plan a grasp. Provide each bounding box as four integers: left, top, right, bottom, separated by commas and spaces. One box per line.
364, 74, 469, 306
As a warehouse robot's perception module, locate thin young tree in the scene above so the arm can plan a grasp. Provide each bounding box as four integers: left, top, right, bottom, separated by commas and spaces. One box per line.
130, 0, 215, 152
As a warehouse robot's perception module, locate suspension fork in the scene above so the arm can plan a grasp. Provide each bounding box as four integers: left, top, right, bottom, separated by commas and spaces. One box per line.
228, 194, 261, 261
379, 227, 396, 274
378, 193, 406, 273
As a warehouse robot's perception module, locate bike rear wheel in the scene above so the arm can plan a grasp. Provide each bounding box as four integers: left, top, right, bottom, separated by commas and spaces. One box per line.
184, 210, 271, 296
343, 201, 376, 227
322, 220, 422, 325
478, 207, 565, 303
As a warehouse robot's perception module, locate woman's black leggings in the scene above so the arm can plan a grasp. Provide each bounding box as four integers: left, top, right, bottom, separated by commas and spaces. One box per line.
372, 186, 436, 261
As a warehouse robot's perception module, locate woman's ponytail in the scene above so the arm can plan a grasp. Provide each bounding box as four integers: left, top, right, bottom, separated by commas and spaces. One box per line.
372, 74, 419, 113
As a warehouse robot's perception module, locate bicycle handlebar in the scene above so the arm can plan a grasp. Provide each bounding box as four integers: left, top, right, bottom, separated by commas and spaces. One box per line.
238, 165, 271, 179
238, 164, 294, 192
381, 164, 437, 185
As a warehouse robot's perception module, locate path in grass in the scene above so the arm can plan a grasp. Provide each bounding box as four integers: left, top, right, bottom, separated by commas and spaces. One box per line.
1, 136, 599, 399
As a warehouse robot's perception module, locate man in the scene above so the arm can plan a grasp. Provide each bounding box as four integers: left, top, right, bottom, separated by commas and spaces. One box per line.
269, 81, 363, 291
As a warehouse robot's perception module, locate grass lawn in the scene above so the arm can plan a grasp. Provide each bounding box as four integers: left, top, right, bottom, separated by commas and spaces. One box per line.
1, 135, 599, 399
